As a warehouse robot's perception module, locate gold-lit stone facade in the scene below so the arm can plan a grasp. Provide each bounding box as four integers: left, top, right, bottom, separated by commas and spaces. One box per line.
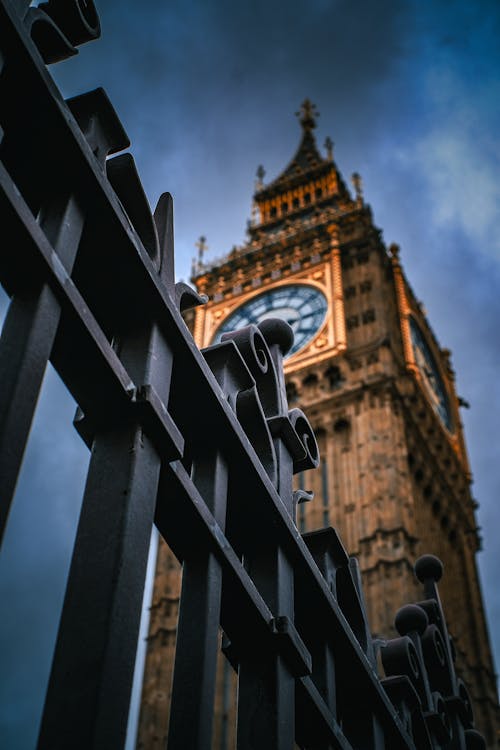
136, 101, 499, 748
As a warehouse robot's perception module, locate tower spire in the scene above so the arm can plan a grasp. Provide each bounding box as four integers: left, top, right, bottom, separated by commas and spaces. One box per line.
255, 164, 266, 191
351, 172, 363, 205
324, 136, 334, 161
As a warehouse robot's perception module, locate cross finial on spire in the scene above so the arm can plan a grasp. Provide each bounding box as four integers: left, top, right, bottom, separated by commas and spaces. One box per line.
296, 99, 319, 131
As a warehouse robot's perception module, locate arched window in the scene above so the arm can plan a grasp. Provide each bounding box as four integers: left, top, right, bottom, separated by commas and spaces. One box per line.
303, 373, 318, 388
333, 417, 351, 450
286, 381, 299, 404
325, 365, 343, 389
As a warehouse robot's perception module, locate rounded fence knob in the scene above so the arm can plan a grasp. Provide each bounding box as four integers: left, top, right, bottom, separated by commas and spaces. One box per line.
465, 729, 486, 750
415, 554, 443, 583
395, 604, 428, 636
258, 318, 294, 356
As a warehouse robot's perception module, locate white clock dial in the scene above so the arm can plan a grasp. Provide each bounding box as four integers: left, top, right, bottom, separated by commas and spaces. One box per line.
213, 284, 328, 357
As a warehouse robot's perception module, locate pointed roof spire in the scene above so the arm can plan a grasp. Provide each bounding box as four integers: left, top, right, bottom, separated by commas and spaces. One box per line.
255, 99, 325, 196
351, 172, 363, 205
195, 235, 208, 263
324, 136, 334, 161
251, 100, 353, 215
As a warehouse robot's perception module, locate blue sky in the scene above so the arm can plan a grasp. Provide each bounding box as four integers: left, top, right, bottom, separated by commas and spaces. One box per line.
1, 1, 499, 747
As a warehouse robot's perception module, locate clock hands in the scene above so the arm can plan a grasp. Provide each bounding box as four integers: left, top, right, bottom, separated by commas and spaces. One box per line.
213, 284, 327, 358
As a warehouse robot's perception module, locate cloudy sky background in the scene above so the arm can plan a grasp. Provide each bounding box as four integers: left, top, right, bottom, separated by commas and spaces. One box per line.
1, 0, 499, 747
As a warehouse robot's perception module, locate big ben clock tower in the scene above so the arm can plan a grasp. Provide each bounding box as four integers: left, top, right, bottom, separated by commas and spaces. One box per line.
136, 101, 499, 748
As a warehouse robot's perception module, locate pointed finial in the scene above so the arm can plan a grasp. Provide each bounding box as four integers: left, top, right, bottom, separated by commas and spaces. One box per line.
296, 99, 319, 131
195, 235, 208, 265
255, 164, 266, 190
324, 136, 334, 161
389, 242, 400, 259
351, 172, 363, 204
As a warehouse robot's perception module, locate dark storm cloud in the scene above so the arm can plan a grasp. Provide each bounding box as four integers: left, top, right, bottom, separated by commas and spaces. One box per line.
53, 0, 413, 279
1, 1, 499, 747
0, 364, 88, 749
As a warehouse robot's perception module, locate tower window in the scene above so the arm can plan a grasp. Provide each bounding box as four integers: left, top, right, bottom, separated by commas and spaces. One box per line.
345, 285, 356, 299
360, 279, 372, 293
325, 365, 342, 389
286, 381, 299, 404
303, 373, 318, 387
315, 187, 323, 199
298, 472, 306, 532
334, 417, 350, 433
293, 197, 300, 209
362, 308, 376, 324
220, 657, 231, 750
321, 458, 329, 527
304, 192, 311, 204
270, 206, 277, 218
334, 418, 351, 450
346, 315, 359, 330
281, 201, 289, 213
298, 500, 306, 533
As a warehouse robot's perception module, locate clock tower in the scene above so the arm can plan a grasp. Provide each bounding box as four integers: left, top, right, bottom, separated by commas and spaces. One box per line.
136, 101, 499, 748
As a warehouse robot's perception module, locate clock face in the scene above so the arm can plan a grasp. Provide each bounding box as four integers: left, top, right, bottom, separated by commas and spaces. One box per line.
213, 284, 328, 357
409, 317, 453, 431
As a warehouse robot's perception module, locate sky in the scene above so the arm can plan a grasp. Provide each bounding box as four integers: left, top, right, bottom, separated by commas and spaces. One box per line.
1, 0, 500, 747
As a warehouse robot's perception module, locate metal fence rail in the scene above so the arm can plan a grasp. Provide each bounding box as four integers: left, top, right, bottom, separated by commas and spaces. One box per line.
0, 1, 485, 748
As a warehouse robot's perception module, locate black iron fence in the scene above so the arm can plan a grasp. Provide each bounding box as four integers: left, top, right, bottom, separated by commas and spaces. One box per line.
0, 1, 486, 748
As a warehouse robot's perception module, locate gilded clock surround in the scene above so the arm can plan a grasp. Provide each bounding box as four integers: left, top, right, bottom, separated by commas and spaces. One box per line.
196, 260, 347, 373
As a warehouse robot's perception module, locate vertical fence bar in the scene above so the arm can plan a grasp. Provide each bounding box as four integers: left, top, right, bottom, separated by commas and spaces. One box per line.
237, 545, 296, 750
167, 451, 228, 749
236, 325, 298, 750
37, 424, 162, 750
38, 323, 178, 750
0, 195, 84, 542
